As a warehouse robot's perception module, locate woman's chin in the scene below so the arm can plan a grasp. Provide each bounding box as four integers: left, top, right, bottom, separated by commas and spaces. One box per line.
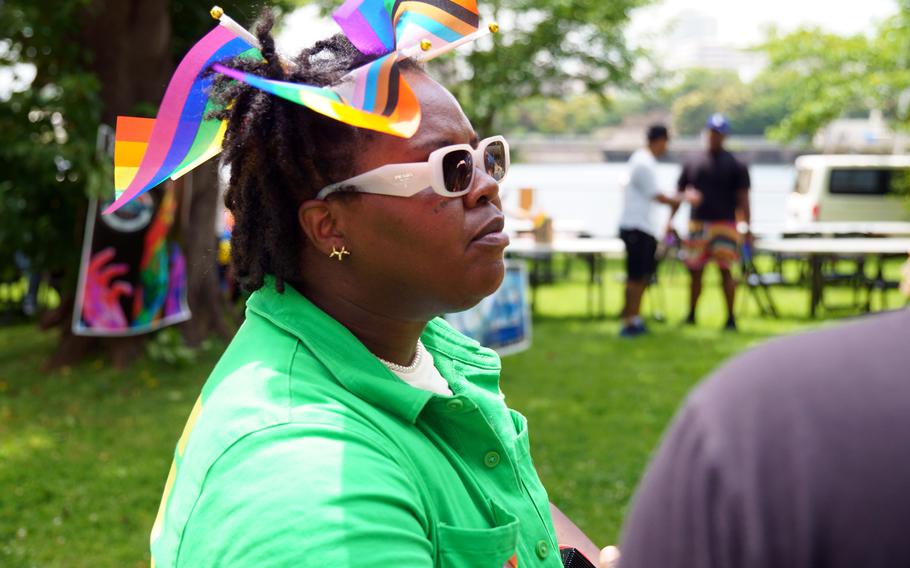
447, 261, 505, 313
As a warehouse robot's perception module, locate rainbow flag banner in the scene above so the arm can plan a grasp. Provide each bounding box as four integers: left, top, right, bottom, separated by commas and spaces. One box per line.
113, 116, 156, 193
332, 0, 397, 55
333, 0, 480, 56
216, 0, 482, 142
212, 52, 421, 138
393, 1, 480, 52
105, 23, 260, 215
105, 2, 491, 215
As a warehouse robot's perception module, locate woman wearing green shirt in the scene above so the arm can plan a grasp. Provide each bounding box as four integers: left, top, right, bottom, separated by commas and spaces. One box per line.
150, 13, 606, 568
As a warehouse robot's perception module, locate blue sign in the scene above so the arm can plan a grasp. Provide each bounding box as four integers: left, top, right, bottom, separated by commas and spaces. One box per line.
445, 260, 531, 356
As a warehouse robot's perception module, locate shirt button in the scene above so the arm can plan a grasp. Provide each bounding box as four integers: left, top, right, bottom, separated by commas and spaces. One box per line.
445, 398, 464, 412
535, 540, 549, 559
483, 451, 500, 468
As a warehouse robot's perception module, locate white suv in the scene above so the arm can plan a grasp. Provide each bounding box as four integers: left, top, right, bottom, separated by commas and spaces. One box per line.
787, 154, 910, 224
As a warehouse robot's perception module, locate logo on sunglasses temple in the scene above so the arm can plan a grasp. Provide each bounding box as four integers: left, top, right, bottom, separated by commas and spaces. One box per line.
393, 173, 415, 186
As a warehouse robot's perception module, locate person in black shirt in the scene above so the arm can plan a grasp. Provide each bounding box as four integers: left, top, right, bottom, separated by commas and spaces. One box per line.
667, 114, 751, 330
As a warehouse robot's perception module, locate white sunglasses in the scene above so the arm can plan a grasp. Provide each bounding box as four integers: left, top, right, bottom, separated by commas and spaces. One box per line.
316, 135, 510, 200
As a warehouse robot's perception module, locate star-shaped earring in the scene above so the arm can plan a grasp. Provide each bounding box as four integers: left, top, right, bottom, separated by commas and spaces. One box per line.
329, 246, 350, 261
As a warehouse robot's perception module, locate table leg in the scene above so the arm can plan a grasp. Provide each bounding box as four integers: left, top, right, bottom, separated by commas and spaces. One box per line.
809, 254, 823, 318
584, 253, 606, 319
873, 254, 884, 312
584, 254, 594, 318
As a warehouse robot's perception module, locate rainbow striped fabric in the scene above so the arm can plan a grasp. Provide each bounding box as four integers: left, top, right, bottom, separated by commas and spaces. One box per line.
106, 24, 259, 215
392, 0, 481, 52
106, 1, 483, 215
216, 0, 479, 140
333, 0, 480, 56
211, 50, 421, 139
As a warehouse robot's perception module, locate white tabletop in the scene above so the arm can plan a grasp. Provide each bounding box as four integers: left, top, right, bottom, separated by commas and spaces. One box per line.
779, 222, 910, 237
755, 238, 910, 256
505, 218, 589, 235
506, 237, 626, 256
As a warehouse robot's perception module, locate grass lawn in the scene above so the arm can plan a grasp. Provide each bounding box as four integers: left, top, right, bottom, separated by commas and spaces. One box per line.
0, 256, 906, 566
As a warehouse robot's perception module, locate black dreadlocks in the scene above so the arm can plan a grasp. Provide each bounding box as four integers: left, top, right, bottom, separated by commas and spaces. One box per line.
209, 10, 420, 293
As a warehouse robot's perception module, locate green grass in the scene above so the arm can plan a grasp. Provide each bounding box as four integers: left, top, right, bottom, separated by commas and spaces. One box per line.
0, 333, 224, 567
0, 257, 906, 565
500, 258, 817, 546
504, 254, 907, 543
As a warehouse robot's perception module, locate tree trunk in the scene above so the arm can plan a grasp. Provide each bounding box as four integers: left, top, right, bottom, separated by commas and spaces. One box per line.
82, 0, 173, 126
44, 0, 233, 369
179, 162, 236, 347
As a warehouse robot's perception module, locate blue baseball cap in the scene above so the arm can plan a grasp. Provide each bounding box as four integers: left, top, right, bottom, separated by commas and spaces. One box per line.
706, 113, 730, 134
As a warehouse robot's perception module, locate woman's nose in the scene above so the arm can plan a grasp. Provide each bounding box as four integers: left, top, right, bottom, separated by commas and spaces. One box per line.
462, 167, 501, 208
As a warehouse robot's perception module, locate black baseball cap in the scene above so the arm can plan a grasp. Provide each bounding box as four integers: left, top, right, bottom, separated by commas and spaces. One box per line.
647, 124, 669, 142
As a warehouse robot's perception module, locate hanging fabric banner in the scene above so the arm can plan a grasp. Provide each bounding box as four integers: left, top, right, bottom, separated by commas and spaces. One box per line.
73, 184, 190, 337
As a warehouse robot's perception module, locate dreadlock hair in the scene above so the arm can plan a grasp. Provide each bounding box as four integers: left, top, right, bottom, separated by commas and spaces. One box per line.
209, 10, 422, 293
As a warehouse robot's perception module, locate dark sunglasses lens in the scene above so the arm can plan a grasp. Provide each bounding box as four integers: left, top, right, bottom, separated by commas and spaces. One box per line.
442, 150, 473, 193
484, 141, 507, 181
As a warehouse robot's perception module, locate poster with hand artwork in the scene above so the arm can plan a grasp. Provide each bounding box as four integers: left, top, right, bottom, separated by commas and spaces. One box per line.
73, 186, 190, 337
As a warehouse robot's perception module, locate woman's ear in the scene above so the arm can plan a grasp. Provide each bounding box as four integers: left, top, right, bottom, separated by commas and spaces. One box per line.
298, 199, 346, 256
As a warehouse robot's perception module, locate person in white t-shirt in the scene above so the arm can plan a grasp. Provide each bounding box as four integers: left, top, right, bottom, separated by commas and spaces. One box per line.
618, 125, 699, 337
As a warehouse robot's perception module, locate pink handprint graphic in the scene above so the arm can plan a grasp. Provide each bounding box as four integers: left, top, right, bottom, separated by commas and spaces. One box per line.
82, 247, 134, 330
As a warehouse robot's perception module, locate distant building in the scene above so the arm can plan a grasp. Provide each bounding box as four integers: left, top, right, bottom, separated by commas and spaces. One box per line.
667, 42, 766, 82
667, 11, 718, 45
813, 110, 896, 153
661, 11, 767, 82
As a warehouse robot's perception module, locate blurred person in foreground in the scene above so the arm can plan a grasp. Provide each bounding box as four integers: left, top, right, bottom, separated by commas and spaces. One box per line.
668, 114, 751, 331
149, 9, 611, 568
618, 124, 700, 337
619, 307, 910, 567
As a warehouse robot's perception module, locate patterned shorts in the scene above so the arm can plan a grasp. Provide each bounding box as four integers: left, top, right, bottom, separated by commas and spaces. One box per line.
684, 220, 740, 270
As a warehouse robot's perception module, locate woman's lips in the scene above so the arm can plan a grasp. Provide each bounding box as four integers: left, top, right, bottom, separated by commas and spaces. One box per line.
471, 231, 510, 248
470, 216, 509, 248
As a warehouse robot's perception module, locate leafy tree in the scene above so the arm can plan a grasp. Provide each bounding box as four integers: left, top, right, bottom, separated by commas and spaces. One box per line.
756, 28, 877, 141
663, 68, 792, 137
451, 0, 650, 134
497, 90, 674, 136
752, 0, 910, 214
666, 69, 743, 136
755, 0, 910, 140
0, 0, 298, 365
737, 71, 804, 137
0, 3, 106, 285
498, 93, 627, 135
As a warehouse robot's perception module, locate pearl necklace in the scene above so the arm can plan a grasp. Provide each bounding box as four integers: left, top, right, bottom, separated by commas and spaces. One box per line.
378, 340, 424, 373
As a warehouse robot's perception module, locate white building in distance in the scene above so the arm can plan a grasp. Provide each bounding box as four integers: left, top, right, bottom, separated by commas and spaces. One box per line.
659, 11, 767, 82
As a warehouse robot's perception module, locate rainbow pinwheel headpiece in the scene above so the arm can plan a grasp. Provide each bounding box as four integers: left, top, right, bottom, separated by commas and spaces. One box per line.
105, 1, 496, 215
334, 0, 484, 58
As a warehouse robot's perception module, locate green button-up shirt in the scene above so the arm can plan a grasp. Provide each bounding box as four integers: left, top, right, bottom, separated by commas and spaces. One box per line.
150, 280, 560, 567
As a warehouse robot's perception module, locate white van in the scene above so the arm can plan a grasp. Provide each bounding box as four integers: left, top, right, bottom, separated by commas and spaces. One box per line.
787, 154, 910, 224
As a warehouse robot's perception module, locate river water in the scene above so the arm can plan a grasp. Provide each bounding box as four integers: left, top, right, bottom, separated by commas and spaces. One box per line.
501, 162, 795, 236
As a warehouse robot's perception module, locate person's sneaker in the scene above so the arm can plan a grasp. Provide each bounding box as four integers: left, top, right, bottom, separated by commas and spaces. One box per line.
22, 297, 37, 317
619, 322, 648, 338
724, 317, 737, 332
619, 326, 640, 338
